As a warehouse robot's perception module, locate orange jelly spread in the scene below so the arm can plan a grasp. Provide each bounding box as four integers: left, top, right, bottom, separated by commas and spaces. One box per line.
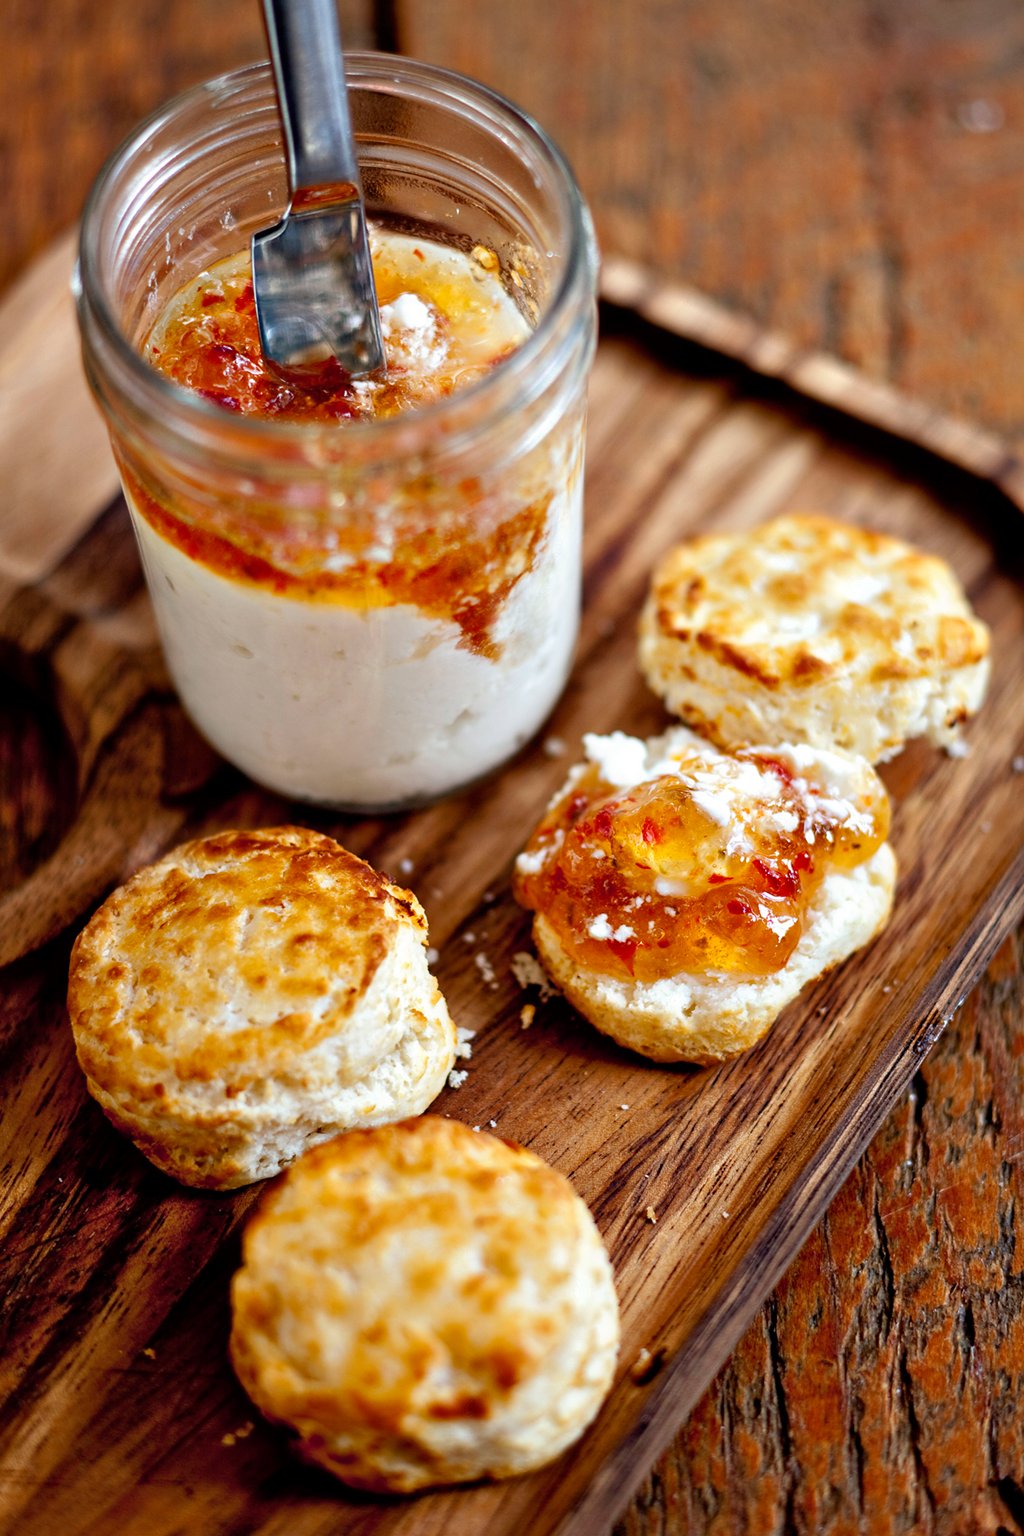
514, 735, 890, 982
146, 236, 524, 421
132, 232, 548, 657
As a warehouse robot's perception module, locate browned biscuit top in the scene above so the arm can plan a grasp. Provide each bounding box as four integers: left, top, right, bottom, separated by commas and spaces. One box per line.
231, 1117, 596, 1436
68, 826, 422, 1098
647, 513, 989, 690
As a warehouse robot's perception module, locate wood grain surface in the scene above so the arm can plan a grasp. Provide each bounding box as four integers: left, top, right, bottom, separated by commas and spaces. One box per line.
399, 0, 1024, 458
2, 242, 1024, 1534
4, 4, 1024, 1532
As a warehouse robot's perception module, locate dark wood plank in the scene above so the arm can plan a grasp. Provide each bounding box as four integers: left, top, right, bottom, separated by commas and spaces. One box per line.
398, 0, 1024, 455
617, 932, 1024, 1536
2, 0, 375, 297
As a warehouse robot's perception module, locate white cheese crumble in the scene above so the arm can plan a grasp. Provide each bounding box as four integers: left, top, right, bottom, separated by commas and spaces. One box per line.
587, 914, 635, 942
583, 730, 649, 787
516, 843, 552, 877
687, 787, 732, 827
379, 292, 448, 372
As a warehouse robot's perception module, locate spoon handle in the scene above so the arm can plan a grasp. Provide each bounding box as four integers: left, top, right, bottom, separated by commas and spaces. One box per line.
261, 0, 360, 197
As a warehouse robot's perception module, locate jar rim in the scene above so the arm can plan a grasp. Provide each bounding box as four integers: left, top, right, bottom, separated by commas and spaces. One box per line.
76, 54, 597, 462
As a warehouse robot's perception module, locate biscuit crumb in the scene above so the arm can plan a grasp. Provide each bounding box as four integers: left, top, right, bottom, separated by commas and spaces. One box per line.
474, 952, 497, 986
543, 736, 566, 758
399, 857, 414, 875
426, 947, 439, 966
1012, 755, 1024, 774
221, 1432, 236, 1447
455, 1027, 476, 1060
645, 1205, 657, 1224
142, 1347, 156, 1359
721, 1210, 730, 1220
511, 950, 556, 1001
619, 1104, 630, 1111
463, 931, 476, 944
520, 1003, 536, 1029
630, 1346, 667, 1385
945, 738, 971, 759
489, 1119, 497, 1128
447, 1069, 469, 1089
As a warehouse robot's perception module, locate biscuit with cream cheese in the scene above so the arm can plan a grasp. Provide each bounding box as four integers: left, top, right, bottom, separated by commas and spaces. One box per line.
639, 513, 990, 761
67, 826, 455, 1188
229, 1116, 620, 1491
515, 727, 896, 1063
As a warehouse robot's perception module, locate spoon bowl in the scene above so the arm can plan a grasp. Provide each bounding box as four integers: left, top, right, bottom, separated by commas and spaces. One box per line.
252, 0, 384, 385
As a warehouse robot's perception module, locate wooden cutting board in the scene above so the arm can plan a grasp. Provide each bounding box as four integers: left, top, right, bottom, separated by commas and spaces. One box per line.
1, 235, 1022, 1536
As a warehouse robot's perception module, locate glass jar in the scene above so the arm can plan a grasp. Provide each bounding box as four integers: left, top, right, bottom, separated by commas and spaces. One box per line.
75, 55, 597, 810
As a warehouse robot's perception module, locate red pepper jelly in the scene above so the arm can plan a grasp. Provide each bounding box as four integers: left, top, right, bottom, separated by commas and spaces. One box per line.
514, 732, 890, 983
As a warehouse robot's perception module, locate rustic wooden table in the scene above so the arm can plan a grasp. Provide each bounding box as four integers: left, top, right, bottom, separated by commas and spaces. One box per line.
5, 3, 1024, 1532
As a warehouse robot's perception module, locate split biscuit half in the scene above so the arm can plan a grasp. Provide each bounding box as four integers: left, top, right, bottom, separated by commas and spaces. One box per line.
515, 727, 897, 1063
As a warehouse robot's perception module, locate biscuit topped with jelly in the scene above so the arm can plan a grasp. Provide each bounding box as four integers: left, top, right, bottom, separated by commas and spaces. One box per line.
639, 513, 990, 762
515, 727, 896, 1062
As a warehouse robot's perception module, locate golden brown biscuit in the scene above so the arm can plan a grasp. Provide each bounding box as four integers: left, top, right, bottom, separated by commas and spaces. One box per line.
67, 827, 455, 1188
515, 727, 896, 1062
229, 1117, 620, 1491
639, 513, 990, 761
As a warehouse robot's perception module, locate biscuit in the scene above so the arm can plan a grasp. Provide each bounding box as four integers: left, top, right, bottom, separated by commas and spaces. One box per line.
515, 728, 896, 1063
229, 1117, 620, 1491
67, 827, 455, 1188
639, 513, 990, 761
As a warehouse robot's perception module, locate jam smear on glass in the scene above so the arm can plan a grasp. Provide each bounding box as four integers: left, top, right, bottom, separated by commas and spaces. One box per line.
129, 237, 558, 657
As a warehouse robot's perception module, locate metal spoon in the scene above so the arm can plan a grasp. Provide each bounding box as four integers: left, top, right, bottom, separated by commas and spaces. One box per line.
252, 0, 385, 384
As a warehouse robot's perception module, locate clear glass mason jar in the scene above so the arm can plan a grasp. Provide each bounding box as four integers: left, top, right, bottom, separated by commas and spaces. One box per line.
75, 55, 597, 811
